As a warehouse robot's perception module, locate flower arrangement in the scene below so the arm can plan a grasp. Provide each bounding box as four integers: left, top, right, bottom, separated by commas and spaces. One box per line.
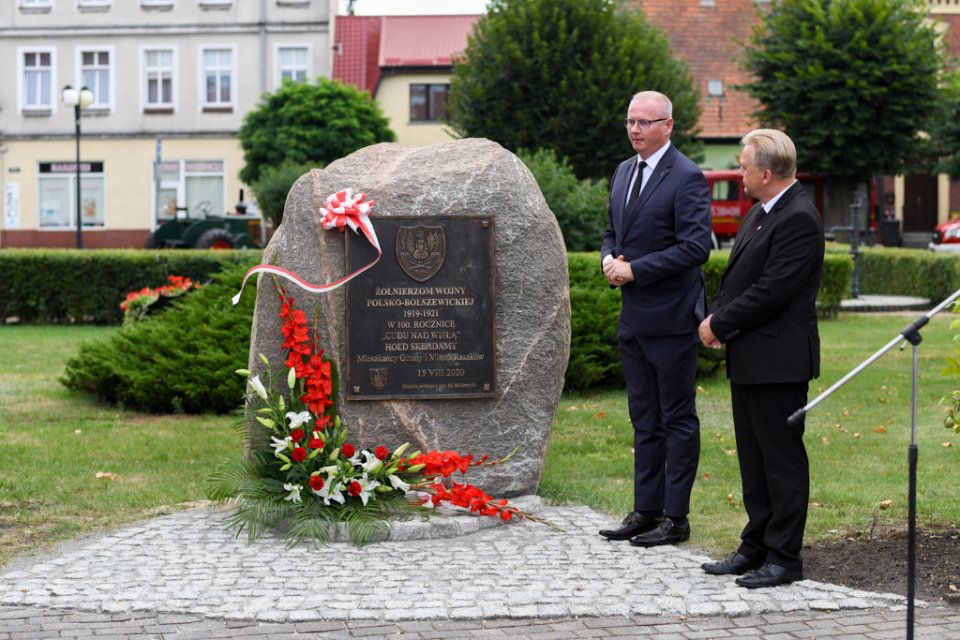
209, 281, 558, 546
120, 274, 198, 325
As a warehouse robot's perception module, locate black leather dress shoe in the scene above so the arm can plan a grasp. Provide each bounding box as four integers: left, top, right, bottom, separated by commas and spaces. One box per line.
701, 552, 764, 576
628, 518, 690, 547
598, 512, 659, 540
735, 563, 803, 588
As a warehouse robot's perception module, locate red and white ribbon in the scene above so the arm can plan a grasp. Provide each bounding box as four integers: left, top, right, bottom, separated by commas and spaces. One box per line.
232, 188, 381, 305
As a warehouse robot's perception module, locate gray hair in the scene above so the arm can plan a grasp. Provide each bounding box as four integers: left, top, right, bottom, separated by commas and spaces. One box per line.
629, 91, 673, 118
741, 129, 797, 180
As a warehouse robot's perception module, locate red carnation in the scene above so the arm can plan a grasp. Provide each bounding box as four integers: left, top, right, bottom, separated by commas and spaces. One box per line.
290, 428, 305, 443
291, 447, 307, 462
348, 481, 362, 496
375, 445, 389, 461
341, 443, 356, 458
309, 437, 324, 450
309, 475, 325, 491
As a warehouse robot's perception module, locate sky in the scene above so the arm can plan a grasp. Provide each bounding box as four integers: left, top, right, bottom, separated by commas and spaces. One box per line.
338, 0, 489, 15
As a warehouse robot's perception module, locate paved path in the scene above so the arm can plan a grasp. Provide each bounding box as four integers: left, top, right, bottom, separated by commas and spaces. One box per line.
0, 504, 956, 638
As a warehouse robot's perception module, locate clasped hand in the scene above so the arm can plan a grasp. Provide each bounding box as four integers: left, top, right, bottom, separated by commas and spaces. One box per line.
603, 255, 634, 287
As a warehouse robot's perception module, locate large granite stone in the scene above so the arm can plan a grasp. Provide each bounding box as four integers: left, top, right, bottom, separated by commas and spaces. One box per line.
247, 138, 570, 496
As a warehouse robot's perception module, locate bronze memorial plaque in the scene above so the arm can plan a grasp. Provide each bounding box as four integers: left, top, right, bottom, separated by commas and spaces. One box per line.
345, 216, 496, 400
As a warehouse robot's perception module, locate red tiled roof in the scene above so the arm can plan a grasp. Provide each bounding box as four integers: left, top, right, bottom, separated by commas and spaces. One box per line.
636, 0, 761, 139
378, 15, 479, 67
332, 15, 383, 94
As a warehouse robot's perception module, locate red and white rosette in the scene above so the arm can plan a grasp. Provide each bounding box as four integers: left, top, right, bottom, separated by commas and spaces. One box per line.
231, 188, 381, 305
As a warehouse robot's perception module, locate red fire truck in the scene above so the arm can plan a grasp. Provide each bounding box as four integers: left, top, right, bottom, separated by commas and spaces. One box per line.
704, 170, 879, 246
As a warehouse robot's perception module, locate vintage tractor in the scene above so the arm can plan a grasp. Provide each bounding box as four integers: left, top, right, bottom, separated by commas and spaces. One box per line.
144, 199, 263, 249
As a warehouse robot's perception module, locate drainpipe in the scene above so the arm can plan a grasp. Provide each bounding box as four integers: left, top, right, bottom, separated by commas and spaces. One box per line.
259, 0, 267, 94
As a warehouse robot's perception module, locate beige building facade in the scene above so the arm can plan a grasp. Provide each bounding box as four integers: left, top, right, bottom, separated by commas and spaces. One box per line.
0, 0, 334, 248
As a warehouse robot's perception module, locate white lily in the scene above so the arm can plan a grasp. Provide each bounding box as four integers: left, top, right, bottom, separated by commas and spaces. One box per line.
271, 435, 292, 457
359, 450, 382, 473
388, 474, 410, 493
285, 411, 312, 429
316, 474, 345, 505
352, 474, 381, 506
248, 375, 269, 401
409, 490, 434, 509
283, 483, 302, 503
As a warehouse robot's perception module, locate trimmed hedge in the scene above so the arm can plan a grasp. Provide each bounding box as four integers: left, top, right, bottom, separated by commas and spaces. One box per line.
0, 249, 262, 325
831, 243, 960, 305
564, 251, 855, 390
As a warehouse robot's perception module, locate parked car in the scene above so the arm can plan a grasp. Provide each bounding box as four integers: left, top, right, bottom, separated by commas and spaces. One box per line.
929, 218, 960, 252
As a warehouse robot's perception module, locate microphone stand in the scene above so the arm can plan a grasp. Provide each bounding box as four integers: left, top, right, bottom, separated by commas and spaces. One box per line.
788, 287, 960, 640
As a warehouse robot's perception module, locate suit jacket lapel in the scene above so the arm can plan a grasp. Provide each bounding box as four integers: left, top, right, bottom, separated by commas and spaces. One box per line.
622, 146, 676, 233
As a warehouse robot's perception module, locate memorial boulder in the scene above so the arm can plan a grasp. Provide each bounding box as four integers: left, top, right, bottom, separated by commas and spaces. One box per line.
248, 138, 570, 496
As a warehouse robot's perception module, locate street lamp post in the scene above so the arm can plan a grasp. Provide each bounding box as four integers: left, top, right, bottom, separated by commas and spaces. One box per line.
61, 85, 93, 249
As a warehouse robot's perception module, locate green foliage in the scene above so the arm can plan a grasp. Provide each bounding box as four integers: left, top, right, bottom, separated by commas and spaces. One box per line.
518, 148, 609, 251
251, 159, 319, 229
0, 249, 261, 325
447, 0, 702, 180
930, 69, 960, 180
238, 78, 395, 186
60, 263, 256, 414
739, 0, 944, 179
565, 251, 853, 389
839, 244, 960, 304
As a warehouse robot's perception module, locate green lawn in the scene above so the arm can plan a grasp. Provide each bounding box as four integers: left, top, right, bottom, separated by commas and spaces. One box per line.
1, 314, 958, 567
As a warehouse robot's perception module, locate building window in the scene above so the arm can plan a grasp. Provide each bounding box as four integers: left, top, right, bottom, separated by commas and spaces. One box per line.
410, 84, 449, 122
275, 45, 310, 87
141, 0, 174, 8
79, 48, 113, 110
20, 48, 55, 114
200, 47, 235, 111
38, 161, 106, 229
199, 0, 232, 8
143, 47, 176, 111
707, 79, 724, 98
154, 160, 225, 223
19, 0, 53, 13
78, 0, 111, 11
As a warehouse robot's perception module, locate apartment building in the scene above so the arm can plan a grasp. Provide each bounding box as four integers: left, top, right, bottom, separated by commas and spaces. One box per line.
0, 0, 334, 249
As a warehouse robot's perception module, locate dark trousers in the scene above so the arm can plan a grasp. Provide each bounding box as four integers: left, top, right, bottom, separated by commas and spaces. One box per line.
731, 381, 810, 572
618, 330, 700, 517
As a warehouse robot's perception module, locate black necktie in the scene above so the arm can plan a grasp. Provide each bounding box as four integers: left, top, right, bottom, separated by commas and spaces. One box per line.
626, 160, 647, 212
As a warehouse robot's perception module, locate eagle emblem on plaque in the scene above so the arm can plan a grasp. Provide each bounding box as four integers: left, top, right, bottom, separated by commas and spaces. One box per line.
397, 225, 445, 282
369, 367, 388, 390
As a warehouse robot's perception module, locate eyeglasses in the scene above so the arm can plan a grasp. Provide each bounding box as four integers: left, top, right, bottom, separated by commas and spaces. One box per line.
623, 117, 669, 129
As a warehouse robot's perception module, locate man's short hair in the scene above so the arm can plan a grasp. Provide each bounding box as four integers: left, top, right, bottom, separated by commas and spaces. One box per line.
741, 129, 796, 180
630, 91, 673, 118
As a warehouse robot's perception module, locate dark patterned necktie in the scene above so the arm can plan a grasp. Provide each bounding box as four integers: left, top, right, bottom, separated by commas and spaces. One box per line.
626, 160, 647, 211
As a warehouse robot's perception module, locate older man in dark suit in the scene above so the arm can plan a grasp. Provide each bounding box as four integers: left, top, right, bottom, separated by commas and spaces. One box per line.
699, 128, 824, 588
598, 91, 712, 547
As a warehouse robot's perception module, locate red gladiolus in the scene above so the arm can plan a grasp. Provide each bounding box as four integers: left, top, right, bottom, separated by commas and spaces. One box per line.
409, 450, 473, 477
290, 429, 305, 443
348, 481, 362, 496
341, 443, 356, 458
374, 445, 389, 460
309, 437, 324, 450
291, 447, 307, 462
309, 475, 325, 491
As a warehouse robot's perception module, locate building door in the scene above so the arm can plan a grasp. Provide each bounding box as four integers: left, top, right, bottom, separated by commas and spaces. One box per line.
903, 174, 938, 232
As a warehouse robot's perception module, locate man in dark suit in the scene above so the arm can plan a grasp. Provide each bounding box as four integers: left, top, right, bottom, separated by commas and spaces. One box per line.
698, 129, 824, 588
598, 91, 712, 547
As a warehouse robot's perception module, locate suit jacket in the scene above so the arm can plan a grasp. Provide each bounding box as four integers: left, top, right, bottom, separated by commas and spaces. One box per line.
709, 181, 825, 385
600, 144, 712, 336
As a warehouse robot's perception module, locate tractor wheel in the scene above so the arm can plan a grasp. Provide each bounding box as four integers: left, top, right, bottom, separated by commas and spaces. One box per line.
144, 231, 161, 249
195, 228, 235, 250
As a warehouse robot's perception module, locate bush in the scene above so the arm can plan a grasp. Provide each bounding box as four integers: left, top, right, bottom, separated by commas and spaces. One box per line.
61, 263, 256, 414
519, 148, 609, 252
251, 160, 320, 229
838, 244, 960, 305
0, 249, 261, 325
